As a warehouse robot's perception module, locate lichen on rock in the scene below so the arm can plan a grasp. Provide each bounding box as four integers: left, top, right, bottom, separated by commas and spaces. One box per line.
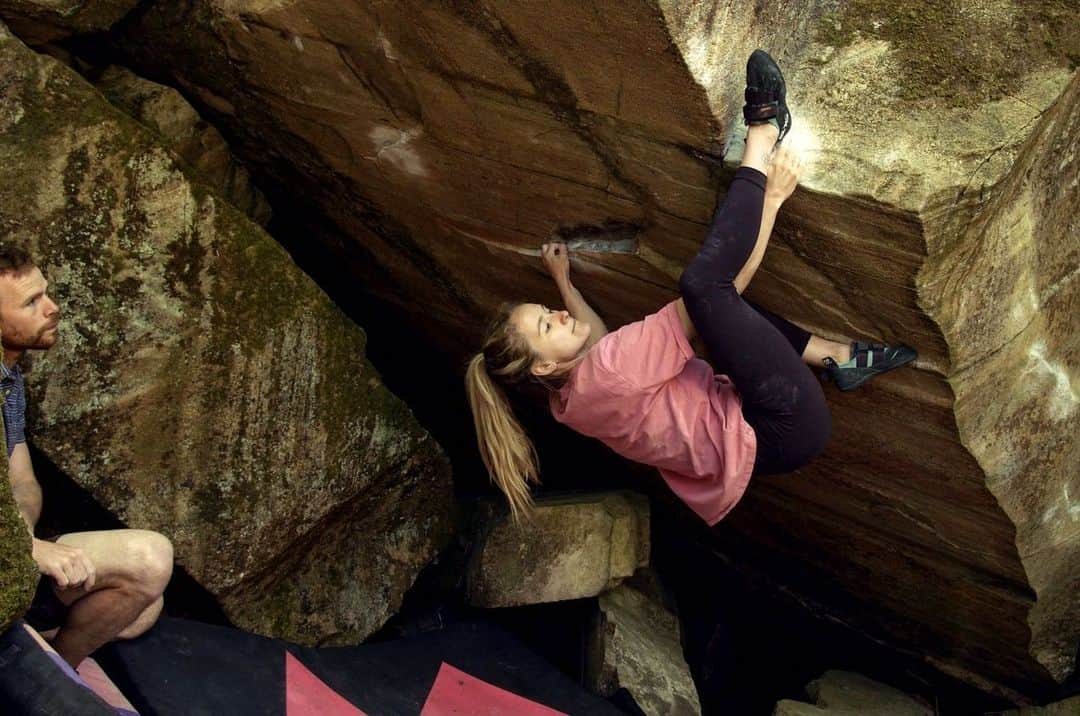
92, 65, 272, 226
0, 413, 38, 635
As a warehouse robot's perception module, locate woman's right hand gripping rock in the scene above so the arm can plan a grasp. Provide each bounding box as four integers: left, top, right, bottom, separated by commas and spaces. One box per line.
542, 241, 571, 285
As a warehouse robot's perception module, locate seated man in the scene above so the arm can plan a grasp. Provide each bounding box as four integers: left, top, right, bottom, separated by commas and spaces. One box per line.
1, 246, 173, 669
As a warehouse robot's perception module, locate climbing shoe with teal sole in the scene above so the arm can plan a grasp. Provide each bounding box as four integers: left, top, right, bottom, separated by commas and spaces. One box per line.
824, 341, 917, 391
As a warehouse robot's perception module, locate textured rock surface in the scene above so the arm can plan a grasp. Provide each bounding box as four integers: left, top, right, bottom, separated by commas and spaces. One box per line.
1005, 694, 1080, 715
94, 65, 272, 225
106, 0, 1078, 696
0, 22, 455, 645
0, 412, 37, 634
0, 0, 139, 43
773, 670, 931, 715
588, 576, 701, 716
466, 492, 649, 608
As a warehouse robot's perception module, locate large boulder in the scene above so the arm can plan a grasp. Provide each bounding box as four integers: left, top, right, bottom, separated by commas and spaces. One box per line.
0, 22, 455, 645
0, 413, 38, 634
106, 0, 1078, 697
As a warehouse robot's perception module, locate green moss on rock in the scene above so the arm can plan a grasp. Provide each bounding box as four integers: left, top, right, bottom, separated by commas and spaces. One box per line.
0, 412, 38, 634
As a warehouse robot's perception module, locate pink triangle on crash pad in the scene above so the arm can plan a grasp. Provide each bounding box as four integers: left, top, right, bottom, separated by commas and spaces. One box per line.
419, 662, 567, 716
285, 651, 368, 716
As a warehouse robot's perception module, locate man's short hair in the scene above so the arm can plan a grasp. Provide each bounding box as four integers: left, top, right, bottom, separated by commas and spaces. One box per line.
0, 246, 34, 278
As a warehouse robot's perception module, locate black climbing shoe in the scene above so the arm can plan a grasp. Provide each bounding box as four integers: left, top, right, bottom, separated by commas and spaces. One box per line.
823, 341, 918, 391
743, 49, 791, 142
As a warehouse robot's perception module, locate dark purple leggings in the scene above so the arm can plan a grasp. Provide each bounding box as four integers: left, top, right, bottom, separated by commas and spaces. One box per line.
678, 167, 831, 475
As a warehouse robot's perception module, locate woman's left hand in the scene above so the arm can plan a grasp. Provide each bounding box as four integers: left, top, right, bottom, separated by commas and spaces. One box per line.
542, 241, 571, 282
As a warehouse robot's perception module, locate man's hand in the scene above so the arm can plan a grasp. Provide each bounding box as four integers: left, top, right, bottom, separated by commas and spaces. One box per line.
765, 146, 802, 204
541, 241, 571, 284
33, 538, 96, 591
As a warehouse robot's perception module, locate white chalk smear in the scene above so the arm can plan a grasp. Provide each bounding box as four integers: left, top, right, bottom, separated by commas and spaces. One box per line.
1026, 341, 1077, 422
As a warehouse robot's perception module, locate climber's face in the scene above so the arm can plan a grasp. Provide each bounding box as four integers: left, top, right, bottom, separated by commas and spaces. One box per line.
512, 303, 591, 377
0, 265, 61, 362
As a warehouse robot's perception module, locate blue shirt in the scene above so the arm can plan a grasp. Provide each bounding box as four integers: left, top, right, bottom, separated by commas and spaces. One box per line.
1, 363, 26, 458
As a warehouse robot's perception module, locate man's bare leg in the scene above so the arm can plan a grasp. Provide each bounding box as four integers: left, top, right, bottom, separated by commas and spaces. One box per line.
49, 529, 172, 668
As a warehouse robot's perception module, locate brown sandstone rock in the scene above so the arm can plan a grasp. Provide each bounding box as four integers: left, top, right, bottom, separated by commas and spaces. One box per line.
107, 0, 1078, 697
466, 492, 649, 608
93, 65, 272, 226
0, 22, 455, 645
588, 576, 701, 716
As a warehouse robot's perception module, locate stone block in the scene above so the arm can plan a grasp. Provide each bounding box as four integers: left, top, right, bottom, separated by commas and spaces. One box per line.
466, 492, 649, 608
774, 670, 932, 715
588, 576, 701, 716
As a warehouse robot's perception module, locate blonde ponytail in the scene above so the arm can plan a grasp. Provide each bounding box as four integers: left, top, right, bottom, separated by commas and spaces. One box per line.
465, 304, 544, 521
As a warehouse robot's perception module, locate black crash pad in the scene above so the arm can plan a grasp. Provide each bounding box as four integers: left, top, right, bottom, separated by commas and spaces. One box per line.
95, 617, 628, 715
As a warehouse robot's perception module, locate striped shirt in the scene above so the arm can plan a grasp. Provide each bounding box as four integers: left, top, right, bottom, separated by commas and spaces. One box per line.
1, 363, 26, 458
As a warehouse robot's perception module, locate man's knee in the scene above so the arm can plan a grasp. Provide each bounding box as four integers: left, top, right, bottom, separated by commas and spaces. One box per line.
115, 597, 164, 640
126, 531, 174, 597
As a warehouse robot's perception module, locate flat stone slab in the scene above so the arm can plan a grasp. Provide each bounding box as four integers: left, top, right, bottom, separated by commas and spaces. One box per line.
774, 670, 932, 716
466, 492, 649, 608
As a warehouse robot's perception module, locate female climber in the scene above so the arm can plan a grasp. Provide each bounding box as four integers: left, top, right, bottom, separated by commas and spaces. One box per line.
465, 50, 916, 522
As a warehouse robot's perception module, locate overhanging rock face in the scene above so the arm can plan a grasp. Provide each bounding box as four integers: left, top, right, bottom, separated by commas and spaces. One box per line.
104, 0, 1077, 696
0, 22, 455, 646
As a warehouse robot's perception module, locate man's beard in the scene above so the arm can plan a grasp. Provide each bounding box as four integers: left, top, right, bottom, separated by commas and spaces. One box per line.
2, 325, 58, 352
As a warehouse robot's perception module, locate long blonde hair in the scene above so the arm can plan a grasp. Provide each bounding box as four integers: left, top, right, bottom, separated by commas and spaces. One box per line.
465, 303, 545, 521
